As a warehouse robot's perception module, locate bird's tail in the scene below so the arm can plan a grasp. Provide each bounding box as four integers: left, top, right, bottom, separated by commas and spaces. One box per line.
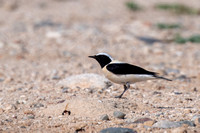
155, 75, 172, 81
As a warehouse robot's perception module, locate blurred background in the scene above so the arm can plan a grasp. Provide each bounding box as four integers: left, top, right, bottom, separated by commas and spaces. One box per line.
0, 0, 200, 77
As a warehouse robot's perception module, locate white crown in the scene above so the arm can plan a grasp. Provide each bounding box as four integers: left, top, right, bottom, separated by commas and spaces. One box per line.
96, 53, 113, 60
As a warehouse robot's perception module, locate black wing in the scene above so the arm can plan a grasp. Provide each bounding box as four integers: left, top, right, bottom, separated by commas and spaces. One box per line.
106, 63, 156, 75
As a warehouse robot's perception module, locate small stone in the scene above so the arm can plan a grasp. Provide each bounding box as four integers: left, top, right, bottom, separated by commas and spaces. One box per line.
153, 120, 195, 129
34, 19, 62, 29
100, 127, 137, 133
5, 119, 13, 122
191, 114, 200, 121
52, 75, 61, 80
113, 111, 126, 119
175, 75, 190, 82
133, 117, 153, 124
177, 120, 195, 127
24, 115, 35, 120
100, 114, 109, 121
152, 120, 181, 128
62, 87, 69, 93
24, 110, 34, 115
32, 103, 44, 108
27, 115, 35, 119
174, 92, 182, 95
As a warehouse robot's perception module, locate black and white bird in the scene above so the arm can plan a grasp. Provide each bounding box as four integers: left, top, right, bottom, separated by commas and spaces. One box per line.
89, 53, 172, 98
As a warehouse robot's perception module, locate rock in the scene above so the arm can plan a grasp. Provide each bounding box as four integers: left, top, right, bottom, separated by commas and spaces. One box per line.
52, 75, 60, 80
24, 110, 34, 115
174, 92, 182, 95
5, 119, 13, 122
46, 31, 62, 40
34, 19, 62, 29
175, 75, 190, 82
113, 111, 126, 119
62, 87, 69, 93
191, 114, 200, 121
32, 103, 44, 108
153, 120, 195, 129
57, 73, 110, 89
177, 120, 195, 127
152, 120, 181, 128
191, 114, 200, 126
136, 36, 161, 45
100, 114, 109, 121
100, 127, 137, 133
23, 115, 35, 120
133, 118, 153, 124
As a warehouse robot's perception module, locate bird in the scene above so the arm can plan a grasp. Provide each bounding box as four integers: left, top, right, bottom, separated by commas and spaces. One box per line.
89, 53, 172, 98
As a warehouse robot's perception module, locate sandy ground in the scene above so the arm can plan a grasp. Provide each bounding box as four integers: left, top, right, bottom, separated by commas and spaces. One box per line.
0, 0, 200, 132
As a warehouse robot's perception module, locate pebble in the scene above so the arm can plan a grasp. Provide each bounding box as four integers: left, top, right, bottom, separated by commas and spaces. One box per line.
100, 114, 109, 121
152, 120, 195, 129
191, 114, 200, 126
32, 103, 44, 108
136, 36, 161, 45
191, 114, 200, 121
23, 115, 35, 120
52, 75, 60, 80
24, 110, 34, 115
113, 111, 126, 119
152, 120, 182, 128
133, 118, 153, 124
5, 119, 13, 122
175, 75, 190, 82
177, 120, 195, 127
34, 19, 62, 29
100, 127, 137, 133
174, 92, 182, 95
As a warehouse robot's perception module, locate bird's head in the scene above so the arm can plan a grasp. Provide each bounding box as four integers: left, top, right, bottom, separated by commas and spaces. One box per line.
89, 53, 113, 68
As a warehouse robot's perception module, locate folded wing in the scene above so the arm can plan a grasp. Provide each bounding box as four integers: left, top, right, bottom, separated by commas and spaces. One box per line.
106, 63, 156, 75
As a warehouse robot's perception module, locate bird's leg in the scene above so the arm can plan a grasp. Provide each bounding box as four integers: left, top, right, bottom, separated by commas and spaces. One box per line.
115, 83, 130, 98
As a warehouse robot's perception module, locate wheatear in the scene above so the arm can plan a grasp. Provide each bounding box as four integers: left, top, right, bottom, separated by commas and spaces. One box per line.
89, 53, 172, 98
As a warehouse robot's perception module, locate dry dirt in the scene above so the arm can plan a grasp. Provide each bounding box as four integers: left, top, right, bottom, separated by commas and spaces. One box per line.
0, 0, 200, 132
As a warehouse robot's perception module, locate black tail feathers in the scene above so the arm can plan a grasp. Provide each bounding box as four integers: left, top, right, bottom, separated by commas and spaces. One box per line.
154, 75, 172, 81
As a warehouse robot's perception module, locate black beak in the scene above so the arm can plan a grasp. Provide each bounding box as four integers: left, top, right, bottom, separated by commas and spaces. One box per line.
88, 55, 96, 58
